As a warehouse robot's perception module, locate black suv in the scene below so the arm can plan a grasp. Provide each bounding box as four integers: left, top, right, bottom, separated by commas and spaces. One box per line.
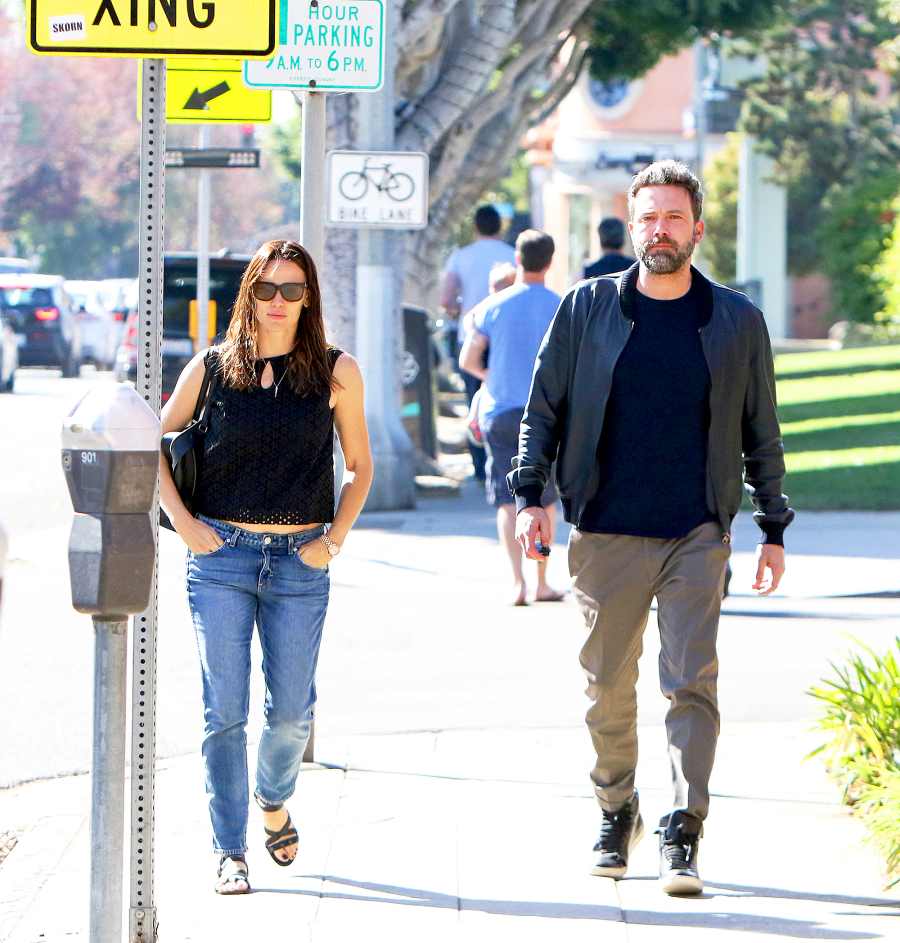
116, 252, 249, 402
0, 274, 82, 376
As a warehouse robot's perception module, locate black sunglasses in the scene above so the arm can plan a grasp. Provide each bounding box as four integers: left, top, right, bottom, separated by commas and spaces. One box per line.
252, 280, 307, 302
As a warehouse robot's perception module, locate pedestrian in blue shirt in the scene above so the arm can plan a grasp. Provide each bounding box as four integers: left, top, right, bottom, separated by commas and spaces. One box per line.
460, 229, 563, 607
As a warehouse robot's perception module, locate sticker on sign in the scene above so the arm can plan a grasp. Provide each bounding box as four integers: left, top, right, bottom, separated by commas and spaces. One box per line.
244, 0, 385, 92
49, 15, 86, 40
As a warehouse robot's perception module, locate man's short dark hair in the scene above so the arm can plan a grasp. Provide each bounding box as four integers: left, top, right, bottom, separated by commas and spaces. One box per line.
474, 204, 502, 237
628, 160, 703, 222
598, 217, 626, 250
515, 229, 555, 273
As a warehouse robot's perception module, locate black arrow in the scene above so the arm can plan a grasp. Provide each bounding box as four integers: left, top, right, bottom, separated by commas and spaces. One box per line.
184, 81, 231, 111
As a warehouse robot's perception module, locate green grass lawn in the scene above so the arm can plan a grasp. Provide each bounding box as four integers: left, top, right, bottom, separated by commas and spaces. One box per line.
774, 345, 900, 510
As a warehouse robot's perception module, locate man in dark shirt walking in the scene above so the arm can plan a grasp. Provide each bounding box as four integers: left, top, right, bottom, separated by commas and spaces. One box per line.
582, 217, 634, 279
510, 161, 793, 896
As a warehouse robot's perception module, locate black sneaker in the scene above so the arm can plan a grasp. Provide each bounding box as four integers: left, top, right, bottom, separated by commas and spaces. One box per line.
655, 812, 703, 895
591, 792, 644, 878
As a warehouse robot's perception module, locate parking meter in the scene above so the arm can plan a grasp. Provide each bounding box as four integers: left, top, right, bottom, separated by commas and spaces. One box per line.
62, 383, 159, 618
61, 382, 159, 943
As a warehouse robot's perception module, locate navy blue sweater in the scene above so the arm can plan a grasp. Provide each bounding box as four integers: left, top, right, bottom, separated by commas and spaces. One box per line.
579, 278, 716, 539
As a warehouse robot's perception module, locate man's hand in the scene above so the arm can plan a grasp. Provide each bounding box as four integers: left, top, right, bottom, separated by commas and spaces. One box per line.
753, 543, 785, 595
516, 506, 551, 560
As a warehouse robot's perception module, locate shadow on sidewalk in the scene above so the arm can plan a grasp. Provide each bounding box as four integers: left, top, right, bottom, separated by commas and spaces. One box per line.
249, 874, 892, 938
703, 881, 900, 910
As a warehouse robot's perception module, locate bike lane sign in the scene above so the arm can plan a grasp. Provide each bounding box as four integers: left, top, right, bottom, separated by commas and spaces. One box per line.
326, 150, 429, 229
244, 0, 385, 92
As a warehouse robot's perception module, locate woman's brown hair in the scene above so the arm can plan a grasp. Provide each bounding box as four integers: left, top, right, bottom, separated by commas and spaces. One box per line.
218, 240, 338, 395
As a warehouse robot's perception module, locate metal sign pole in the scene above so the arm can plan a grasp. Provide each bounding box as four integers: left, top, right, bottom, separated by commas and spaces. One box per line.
89, 617, 128, 943
300, 88, 326, 764
300, 91, 327, 265
131, 57, 165, 943
196, 125, 211, 351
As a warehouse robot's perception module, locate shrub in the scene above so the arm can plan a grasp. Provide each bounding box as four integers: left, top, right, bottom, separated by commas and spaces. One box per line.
808, 637, 900, 886
817, 172, 900, 323
875, 195, 900, 328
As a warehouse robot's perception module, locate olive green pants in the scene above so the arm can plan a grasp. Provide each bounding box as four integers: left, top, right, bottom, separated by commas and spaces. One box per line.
569, 522, 731, 822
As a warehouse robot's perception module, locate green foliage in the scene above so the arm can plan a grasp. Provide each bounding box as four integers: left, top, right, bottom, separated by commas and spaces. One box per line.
447, 152, 531, 252
586, 0, 780, 82
12, 196, 139, 279
808, 637, 900, 884
809, 639, 900, 780
262, 110, 302, 224
702, 133, 740, 283
875, 197, 900, 326
739, 0, 900, 284
857, 768, 900, 883
267, 110, 302, 182
817, 172, 900, 322
879, 0, 900, 77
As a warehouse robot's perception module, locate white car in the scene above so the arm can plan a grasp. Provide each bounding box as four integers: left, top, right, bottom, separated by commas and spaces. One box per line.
65, 280, 119, 370
0, 304, 18, 392
98, 278, 137, 350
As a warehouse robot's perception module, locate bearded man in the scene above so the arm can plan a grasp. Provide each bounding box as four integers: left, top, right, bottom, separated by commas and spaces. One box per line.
509, 161, 793, 895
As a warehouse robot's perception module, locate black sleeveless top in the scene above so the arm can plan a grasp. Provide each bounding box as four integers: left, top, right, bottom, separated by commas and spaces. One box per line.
194, 348, 342, 525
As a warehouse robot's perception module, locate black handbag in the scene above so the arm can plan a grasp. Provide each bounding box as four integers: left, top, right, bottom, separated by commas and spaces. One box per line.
159, 352, 218, 531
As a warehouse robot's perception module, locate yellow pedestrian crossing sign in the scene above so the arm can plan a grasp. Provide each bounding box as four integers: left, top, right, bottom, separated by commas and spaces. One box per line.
27, 0, 277, 58
138, 60, 272, 124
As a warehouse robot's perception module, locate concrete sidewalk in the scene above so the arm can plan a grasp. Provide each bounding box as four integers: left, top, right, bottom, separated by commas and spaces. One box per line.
1, 486, 899, 940
1, 723, 897, 942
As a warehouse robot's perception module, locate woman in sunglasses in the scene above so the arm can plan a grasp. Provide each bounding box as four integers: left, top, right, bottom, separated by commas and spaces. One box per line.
159, 240, 373, 894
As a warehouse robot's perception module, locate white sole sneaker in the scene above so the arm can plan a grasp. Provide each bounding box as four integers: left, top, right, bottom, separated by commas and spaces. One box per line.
591, 816, 644, 878
660, 870, 703, 895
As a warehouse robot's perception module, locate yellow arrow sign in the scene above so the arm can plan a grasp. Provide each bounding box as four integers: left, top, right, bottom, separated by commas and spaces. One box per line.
138, 59, 272, 124
27, 1, 276, 58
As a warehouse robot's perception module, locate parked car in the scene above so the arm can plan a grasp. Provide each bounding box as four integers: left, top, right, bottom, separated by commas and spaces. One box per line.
65, 279, 119, 370
0, 274, 82, 376
116, 253, 248, 402
0, 304, 19, 392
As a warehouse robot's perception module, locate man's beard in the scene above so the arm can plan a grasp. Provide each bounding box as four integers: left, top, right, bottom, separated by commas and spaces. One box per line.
636, 235, 696, 274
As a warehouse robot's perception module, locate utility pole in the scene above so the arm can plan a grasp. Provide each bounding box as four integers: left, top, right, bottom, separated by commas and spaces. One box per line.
355, 0, 415, 510
196, 125, 211, 351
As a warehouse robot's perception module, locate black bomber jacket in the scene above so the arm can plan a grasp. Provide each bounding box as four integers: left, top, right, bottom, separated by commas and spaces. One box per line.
508, 263, 795, 543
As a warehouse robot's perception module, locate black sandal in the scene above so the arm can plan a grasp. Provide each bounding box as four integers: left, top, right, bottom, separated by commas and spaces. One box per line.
254, 792, 299, 867
215, 854, 250, 895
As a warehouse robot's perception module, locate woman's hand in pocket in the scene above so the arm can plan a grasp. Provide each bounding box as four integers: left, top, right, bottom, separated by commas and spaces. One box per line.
177, 516, 225, 556
298, 538, 330, 570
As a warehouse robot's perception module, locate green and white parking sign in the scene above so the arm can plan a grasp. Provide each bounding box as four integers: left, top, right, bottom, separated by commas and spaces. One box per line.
244, 0, 385, 92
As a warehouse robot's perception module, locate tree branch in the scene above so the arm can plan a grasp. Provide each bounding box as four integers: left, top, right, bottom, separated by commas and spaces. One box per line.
396, 0, 518, 153
526, 35, 591, 127
398, 0, 462, 60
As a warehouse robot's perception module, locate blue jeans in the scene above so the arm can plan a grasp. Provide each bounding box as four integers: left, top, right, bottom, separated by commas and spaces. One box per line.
186, 515, 330, 855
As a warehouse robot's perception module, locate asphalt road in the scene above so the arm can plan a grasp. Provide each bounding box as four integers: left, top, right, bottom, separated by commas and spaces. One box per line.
0, 368, 898, 789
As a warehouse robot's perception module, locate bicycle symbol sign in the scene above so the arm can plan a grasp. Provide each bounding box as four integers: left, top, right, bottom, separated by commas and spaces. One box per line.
327, 150, 429, 230
338, 158, 415, 203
